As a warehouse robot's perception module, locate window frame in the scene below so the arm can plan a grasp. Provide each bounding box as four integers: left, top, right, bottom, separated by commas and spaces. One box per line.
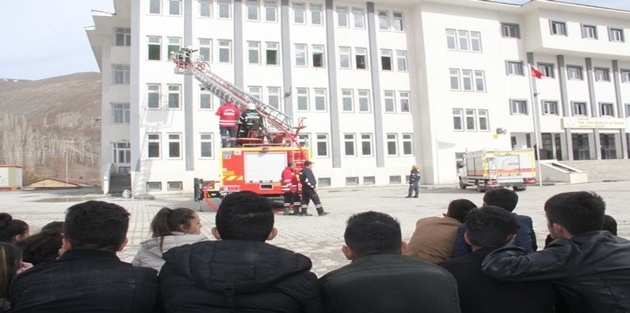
399, 91, 410, 113
199, 0, 213, 18
312, 44, 325, 68
542, 100, 559, 116
581, 24, 598, 39
355, 47, 367, 69
621, 69, 630, 83
149, 0, 161, 14
296, 87, 309, 111
599, 102, 615, 117
265, 42, 279, 65
147, 36, 162, 61
360, 133, 373, 156
168, 0, 182, 16
381, 49, 392, 71
147, 133, 161, 159
465, 109, 477, 131
384, 90, 395, 113
357, 89, 371, 113
264, 0, 277, 22
167, 84, 181, 109
352, 8, 364, 29
147, 84, 161, 109
343, 133, 356, 157
567, 65, 584, 80
112, 103, 130, 124
608, 27, 625, 42
267, 87, 281, 110
198, 38, 212, 62
247, 41, 260, 64
314, 88, 327, 111
339, 46, 352, 69
114, 27, 131, 46
337, 6, 349, 27
510, 99, 528, 115
550, 21, 567, 36
310, 3, 322, 25
386, 133, 398, 156
295, 43, 307, 66
594, 67, 610, 82
218, 39, 232, 63
506, 61, 524, 76
501, 23, 520, 38
396, 50, 407, 71
293, 2, 305, 24
449, 68, 460, 90
393, 12, 404, 32
478, 109, 489, 131
378, 10, 389, 31
538, 63, 555, 78
571, 101, 588, 116
341, 89, 354, 112
167, 133, 182, 159
453, 108, 464, 131
246, 0, 259, 21
112, 64, 130, 85
315, 133, 329, 157
218, 0, 232, 19
402, 134, 413, 155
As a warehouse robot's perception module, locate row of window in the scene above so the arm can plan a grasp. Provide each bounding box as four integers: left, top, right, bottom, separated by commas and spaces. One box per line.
445, 29, 482, 52
449, 69, 486, 92
510, 99, 630, 118
507, 61, 630, 82
501, 22, 625, 43
452, 109, 489, 132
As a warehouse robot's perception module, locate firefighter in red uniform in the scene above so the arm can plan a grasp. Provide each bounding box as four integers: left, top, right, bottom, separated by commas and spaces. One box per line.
215, 98, 238, 147
281, 162, 299, 215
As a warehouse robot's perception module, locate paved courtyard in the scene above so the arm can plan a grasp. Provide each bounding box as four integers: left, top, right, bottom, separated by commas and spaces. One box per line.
1, 181, 628, 277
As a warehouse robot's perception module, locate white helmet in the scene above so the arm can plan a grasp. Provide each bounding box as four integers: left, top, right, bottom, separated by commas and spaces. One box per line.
247, 103, 256, 110
187, 45, 193, 49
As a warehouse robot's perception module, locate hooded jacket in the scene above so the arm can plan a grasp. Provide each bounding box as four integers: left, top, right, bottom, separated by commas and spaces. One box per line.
159, 240, 323, 313
132, 232, 207, 272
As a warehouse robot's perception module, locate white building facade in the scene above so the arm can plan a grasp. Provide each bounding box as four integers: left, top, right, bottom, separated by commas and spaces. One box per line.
87, 0, 630, 195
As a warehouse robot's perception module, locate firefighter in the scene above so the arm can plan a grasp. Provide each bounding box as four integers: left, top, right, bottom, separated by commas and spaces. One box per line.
299, 161, 328, 216
215, 98, 238, 147
237, 103, 261, 138
281, 162, 299, 216
406, 164, 421, 198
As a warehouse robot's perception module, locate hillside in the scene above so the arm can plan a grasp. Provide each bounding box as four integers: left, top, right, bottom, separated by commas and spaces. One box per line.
0, 73, 102, 186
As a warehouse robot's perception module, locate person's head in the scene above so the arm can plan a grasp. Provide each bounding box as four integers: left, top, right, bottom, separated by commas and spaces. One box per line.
412, 164, 419, 170
304, 160, 313, 169
342, 211, 404, 261
545, 191, 605, 239
0, 213, 29, 243
212, 191, 276, 242
464, 206, 518, 250
483, 188, 519, 212
0, 242, 22, 298
15, 221, 64, 265
247, 103, 256, 110
62, 201, 130, 252
603, 215, 617, 236
287, 162, 296, 170
445, 199, 477, 223
150, 207, 201, 238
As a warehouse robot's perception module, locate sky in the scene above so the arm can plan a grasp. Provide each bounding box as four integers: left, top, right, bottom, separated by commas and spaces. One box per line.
1, 0, 629, 81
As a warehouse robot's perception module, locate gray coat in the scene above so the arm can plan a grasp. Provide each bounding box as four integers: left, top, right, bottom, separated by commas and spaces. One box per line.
132, 233, 207, 273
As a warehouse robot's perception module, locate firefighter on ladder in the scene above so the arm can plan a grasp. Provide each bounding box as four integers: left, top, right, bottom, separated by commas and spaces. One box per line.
281, 162, 300, 216
215, 98, 239, 147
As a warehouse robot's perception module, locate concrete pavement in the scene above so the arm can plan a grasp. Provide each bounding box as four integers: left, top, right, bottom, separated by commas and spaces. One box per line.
1, 181, 628, 277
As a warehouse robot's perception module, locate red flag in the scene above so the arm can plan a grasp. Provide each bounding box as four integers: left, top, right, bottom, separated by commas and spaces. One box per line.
531, 66, 543, 79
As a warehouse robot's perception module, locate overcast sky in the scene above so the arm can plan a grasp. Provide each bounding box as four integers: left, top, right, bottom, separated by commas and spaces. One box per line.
1, 0, 629, 81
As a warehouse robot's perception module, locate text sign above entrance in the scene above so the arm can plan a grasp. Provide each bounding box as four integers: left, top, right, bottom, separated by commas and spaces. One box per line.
562, 117, 626, 129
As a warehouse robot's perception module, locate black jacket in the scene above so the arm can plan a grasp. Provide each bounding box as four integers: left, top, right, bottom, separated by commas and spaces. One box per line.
409, 169, 420, 185
9, 249, 158, 313
159, 240, 323, 313
482, 231, 630, 313
300, 167, 317, 190
319, 254, 460, 313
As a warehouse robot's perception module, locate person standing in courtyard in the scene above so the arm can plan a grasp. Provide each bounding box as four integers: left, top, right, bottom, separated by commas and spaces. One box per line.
281, 162, 300, 216
406, 164, 421, 198
299, 161, 328, 216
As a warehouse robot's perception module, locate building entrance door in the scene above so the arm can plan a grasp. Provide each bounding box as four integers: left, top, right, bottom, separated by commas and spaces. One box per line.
600, 134, 617, 159
572, 134, 590, 160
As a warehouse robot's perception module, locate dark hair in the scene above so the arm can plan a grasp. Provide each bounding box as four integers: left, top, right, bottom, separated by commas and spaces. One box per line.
0, 213, 29, 243
63, 201, 130, 252
150, 207, 198, 251
287, 162, 294, 167
544, 191, 605, 235
447, 199, 477, 223
483, 188, 519, 212
304, 160, 313, 167
344, 211, 401, 258
15, 221, 63, 265
216, 191, 273, 241
0, 242, 22, 298
465, 206, 518, 249
603, 215, 617, 236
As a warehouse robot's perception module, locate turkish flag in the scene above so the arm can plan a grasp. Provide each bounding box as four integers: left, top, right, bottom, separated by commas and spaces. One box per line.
531, 66, 543, 79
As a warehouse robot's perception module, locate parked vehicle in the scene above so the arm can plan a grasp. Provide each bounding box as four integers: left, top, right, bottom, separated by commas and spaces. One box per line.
458, 149, 536, 192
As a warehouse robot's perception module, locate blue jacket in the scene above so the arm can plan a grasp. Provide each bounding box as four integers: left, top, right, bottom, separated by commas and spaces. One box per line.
409, 169, 420, 185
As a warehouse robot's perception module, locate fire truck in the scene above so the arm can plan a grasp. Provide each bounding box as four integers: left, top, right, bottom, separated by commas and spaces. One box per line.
172, 49, 309, 210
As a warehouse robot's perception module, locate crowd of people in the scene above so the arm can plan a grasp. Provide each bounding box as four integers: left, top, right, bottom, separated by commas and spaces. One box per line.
0, 188, 628, 312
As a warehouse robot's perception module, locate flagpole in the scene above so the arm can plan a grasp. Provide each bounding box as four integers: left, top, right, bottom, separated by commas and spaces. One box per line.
527, 64, 544, 187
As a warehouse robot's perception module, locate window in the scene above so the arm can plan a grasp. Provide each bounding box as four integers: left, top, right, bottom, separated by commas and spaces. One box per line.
339, 47, 351, 69
453, 108, 463, 131
112, 64, 130, 84
199, 39, 212, 62
112, 103, 130, 124
361, 134, 372, 156
314, 88, 327, 111
149, 0, 161, 14
510, 99, 528, 115
148, 36, 161, 60
218, 0, 231, 18
146, 182, 162, 191
316, 134, 328, 157
470, 31, 482, 52
266, 42, 279, 65
341, 89, 353, 112
248, 86, 261, 99
506, 61, 524, 75
402, 134, 413, 155
218, 40, 231, 63
393, 12, 404, 32
199, 0, 212, 17
572, 101, 588, 116
462, 69, 473, 91
295, 44, 307, 66
298, 133, 310, 147
267, 87, 281, 110
542, 100, 559, 115
265, 0, 276, 22
344, 134, 356, 156
336, 7, 348, 27
167, 181, 183, 190
550, 21, 567, 35
167, 37, 181, 57
310, 4, 322, 25
168, 133, 181, 158
449, 69, 460, 90
538, 63, 554, 78
600, 103, 615, 117
148, 133, 161, 158
446, 29, 457, 49
169, 0, 181, 15
478, 109, 489, 131
396, 50, 407, 71
384, 90, 395, 112
386, 134, 398, 155
622, 70, 630, 83
378, 11, 389, 30
474, 70, 486, 92
296, 88, 309, 111
358, 90, 370, 112
114, 28, 131, 46
167, 85, 181, 109
147, 84, 160, 108
609, 28, 624, 42
200, 88, 212, 109
113, 142, 131, 164
567, 65, 583, 80
581, 24, 597, 39
465, 109, 476, 131
312, 45, 324, 67
246, 0, 259, 20
501, 23, 520, 38
594, 67, 610, 82
399, 91, 410, 112
457, 30, 469, 51
626, 104, 630, 117
355, 47, 367, 69
247, 42, 260, 64
293, 3, 305, 24
352, 8, 364, 28
381, 49, 392, 70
